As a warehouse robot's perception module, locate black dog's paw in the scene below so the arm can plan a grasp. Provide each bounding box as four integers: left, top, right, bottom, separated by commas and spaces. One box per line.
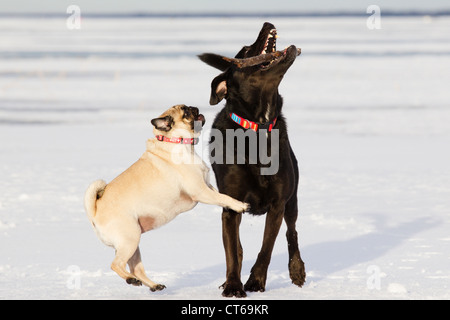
289, 257, 306, 287
244, 277, 265, 293
150, 284, 166, 292
221, 281, 247, 298
291, 274, 306, 287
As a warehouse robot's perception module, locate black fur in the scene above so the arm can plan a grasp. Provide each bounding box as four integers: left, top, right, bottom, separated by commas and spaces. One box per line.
199, 22, 306, 297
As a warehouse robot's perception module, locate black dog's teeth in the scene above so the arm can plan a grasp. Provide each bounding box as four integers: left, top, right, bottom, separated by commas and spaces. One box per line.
260, 29, 279, 68
267, 38, 276, 52
262, 28, 277, 54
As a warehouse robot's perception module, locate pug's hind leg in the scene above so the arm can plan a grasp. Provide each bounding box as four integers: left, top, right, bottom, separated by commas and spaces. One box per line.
109, 221, 143, 286
111, 243, 142, 286
128, 246, 166, 292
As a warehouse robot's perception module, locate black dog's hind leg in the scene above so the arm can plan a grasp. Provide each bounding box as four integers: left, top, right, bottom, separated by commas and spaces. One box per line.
221, 209, 246, 298
283, 149, 306, 287
244, 204, 285, 292
284, 194, 306, 287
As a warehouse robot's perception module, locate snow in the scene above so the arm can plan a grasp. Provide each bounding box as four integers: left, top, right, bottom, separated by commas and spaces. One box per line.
1, 16, 450, 300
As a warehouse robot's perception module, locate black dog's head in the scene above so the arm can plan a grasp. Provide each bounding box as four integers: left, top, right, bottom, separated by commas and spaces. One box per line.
199, 22, 300, 106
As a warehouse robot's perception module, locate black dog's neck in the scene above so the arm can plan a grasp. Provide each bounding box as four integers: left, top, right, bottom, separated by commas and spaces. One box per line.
227, 87, 282, 124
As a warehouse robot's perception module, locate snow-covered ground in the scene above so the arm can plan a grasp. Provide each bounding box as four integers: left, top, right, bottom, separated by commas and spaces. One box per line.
1, 16, 449, 299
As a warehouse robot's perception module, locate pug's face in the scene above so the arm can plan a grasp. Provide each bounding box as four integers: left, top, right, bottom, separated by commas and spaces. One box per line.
151, 104, 206, 138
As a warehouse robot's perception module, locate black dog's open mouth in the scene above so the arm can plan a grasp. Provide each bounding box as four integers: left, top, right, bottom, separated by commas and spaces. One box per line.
260, 46, 300, 70
262, 28, 277, 55
258, 27, 302, 70
260, 28, 279, 69
223, 46, 301, 70
222, 26, 301, 70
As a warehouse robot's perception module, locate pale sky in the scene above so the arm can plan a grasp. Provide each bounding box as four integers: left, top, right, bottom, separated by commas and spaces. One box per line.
0, 0, 449, 14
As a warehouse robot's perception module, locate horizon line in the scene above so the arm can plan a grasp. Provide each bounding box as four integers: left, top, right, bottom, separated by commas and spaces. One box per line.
1, 10, 450, 18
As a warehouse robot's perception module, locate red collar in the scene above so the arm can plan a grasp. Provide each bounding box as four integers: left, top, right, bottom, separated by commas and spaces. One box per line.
229, 112, 277, 132
155, 135, 199, 145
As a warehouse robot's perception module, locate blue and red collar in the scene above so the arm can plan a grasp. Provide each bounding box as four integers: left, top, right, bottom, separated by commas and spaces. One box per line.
229, 112, 277, 132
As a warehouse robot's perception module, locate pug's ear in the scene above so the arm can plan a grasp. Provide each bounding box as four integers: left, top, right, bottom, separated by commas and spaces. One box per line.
151, 115, 173, 132
210, 73, 228, 105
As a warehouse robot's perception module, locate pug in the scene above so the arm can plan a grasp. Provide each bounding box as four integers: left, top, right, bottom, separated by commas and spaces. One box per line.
84, 104, 249, 292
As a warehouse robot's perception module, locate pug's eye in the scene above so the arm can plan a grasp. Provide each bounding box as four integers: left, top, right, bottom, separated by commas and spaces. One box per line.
181, 106, 189, 118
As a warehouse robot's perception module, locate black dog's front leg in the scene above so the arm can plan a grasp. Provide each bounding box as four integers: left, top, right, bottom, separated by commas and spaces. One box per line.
221, 209, 246, 298
244, 205, 285, 292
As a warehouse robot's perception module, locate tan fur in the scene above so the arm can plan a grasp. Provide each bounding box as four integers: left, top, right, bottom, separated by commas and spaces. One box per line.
84, 105, 248, 292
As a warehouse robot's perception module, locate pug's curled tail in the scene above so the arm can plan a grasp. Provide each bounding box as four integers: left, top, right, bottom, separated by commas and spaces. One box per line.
84, 180, 107, 223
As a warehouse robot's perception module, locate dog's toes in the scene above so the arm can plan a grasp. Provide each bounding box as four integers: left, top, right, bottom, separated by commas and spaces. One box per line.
236, 202, 250, 213
289, 258, 306, 287
291, 275, 306, 288
244, 278, 265, 293
150, 284, 166, 292
241, 202, 250, 212
290, 269, 306, 287
221, 282, 247, 298
126, 277, 142, 286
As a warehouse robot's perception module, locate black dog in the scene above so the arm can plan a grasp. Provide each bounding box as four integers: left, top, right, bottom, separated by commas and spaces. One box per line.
199, 22, 306, 297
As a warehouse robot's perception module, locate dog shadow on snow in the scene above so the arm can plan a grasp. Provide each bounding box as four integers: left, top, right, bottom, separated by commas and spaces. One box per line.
290, 215, 440, 285
168, 214, 440, 293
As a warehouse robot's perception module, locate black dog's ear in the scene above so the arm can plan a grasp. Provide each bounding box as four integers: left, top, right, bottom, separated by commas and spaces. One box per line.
198, 53, 230, 105
151, 115, 173, 132
210, 73, 227, 105
198, 53, 232, 71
